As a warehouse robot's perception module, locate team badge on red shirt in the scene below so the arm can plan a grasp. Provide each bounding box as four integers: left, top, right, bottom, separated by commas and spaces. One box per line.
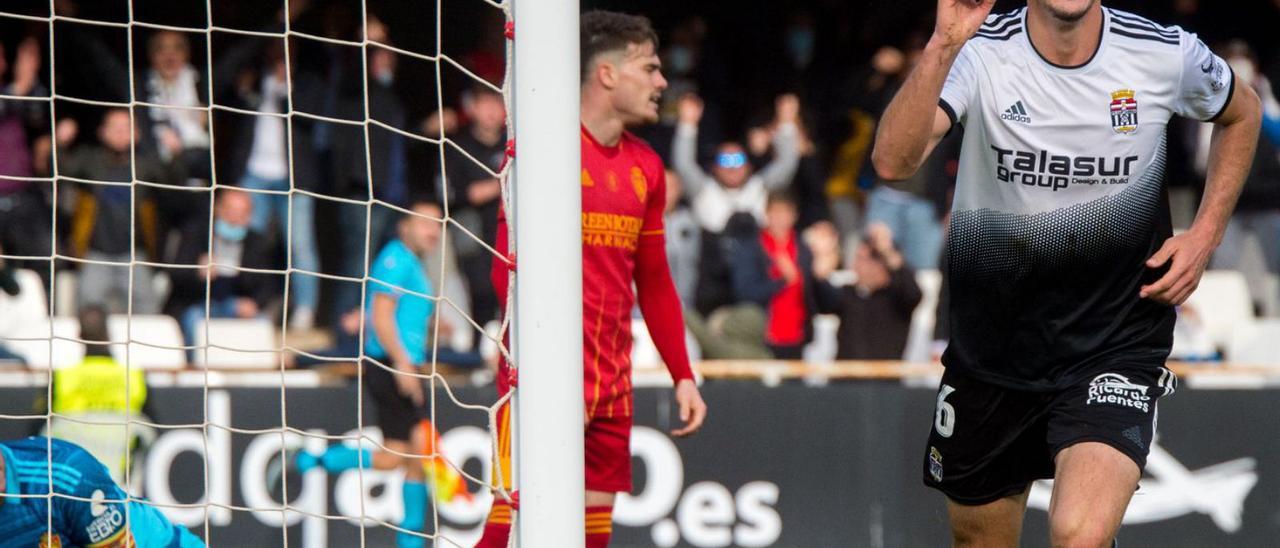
1109, 89, 1138, 134
630, 167, 647, 203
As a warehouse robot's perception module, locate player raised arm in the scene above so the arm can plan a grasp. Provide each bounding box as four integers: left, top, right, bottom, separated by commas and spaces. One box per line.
872, 0, 994, 181
1142, 73, 1262, 305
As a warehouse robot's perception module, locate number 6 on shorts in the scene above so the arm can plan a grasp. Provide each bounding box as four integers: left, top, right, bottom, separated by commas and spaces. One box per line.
934, 384, 957, 438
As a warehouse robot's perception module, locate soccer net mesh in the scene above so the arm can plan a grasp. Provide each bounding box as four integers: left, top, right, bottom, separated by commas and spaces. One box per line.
0, 1, 518, 546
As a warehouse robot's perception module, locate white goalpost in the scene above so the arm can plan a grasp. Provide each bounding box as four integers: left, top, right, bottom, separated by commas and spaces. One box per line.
0, 0, 585, 545
509, 0, 585, 546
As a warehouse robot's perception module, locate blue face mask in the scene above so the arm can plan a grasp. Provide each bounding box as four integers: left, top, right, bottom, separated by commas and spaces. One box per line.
666, 46, 693, 76
717, 151, 747, 169
787, 29, 816, 67
215, 220, 248, 242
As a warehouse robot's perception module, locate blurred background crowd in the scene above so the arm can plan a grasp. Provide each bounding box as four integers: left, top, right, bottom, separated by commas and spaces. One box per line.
0, 0, 1277, 370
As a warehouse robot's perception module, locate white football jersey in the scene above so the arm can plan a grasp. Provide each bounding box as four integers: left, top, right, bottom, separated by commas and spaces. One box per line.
938, 7, 1234, 390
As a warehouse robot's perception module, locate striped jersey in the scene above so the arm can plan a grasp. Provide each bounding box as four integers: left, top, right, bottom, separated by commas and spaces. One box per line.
495, 127, 670, 418
938, 7, 1235, 390
0, 437, 203, 547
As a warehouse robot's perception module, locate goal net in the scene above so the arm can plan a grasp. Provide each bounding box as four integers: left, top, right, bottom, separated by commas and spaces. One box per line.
0, 0, 582, 545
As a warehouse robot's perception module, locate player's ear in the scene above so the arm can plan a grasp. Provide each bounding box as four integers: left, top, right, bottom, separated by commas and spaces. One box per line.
596, 58, 618, 90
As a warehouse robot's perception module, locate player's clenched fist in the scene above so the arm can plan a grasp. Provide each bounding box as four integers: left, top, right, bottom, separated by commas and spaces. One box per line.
933, 0, 996, 47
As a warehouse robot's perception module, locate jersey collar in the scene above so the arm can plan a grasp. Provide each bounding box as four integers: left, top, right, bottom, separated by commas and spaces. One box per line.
1022, 6, 1109, 74
581, 124, 623, 156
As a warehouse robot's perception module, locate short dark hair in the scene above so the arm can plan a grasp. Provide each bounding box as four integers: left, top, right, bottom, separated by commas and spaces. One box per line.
461, 81, 502, 106
403, 198, 443, 223
766, 190, 797, 208
580, 10, 659, 82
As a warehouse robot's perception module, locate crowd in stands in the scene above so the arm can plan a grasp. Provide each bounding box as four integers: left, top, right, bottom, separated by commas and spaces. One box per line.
0, 0, 1277, 369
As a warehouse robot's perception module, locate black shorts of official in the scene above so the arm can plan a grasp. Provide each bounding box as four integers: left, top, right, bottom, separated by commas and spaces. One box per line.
362, 358, 427, 443
923, 363, 1177, 506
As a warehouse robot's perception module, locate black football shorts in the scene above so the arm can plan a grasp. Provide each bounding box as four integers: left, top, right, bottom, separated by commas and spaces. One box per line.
922, 363, 1176, 505
363, 358, 429, 443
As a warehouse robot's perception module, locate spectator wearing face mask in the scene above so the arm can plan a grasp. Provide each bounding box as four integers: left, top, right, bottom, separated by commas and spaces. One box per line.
165, 189, 282, 356
329, 16, 414, 327
673, 93, 801, 233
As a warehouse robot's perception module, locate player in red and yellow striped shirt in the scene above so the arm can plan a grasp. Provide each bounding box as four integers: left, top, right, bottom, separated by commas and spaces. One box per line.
476, 10, 707, 548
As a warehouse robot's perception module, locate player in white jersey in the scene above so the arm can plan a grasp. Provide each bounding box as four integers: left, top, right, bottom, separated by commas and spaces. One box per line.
873, 1, 1261, 546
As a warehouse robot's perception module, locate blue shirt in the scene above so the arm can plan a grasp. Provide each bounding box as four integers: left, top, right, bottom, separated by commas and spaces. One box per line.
365, 239, 435, 365
0, 437, 203, 548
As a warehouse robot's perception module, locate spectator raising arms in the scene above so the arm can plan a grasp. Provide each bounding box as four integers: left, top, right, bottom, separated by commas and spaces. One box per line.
0, 37, 53, 288
673, 93, 801, 232
814, 222, 921, 360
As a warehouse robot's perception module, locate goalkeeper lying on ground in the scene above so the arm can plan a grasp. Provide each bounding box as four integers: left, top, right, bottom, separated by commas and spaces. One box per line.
0, 436, 203, 547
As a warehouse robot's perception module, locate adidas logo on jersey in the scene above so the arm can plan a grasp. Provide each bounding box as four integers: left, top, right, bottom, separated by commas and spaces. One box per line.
1000, 100, 1032, 124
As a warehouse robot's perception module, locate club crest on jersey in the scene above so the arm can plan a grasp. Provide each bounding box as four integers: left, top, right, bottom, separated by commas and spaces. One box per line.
630, 167, 647, 203
1109, 89, 1139, 134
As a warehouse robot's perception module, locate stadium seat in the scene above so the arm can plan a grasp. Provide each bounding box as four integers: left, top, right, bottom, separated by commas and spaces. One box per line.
630, 318, 702, 372
1263, 274, 1280, 318
0, 270, 51, 364
191, 318, 281, 369
2, 269, 49, 318
1226, 319, 1280, 365
4, 317, 84, 369
631, 318, 661, 371
54, 271, 77, 317
1185, 271, 1255, 351
478, 320, 502, 365
902, 269, 942, 363
802, 314, 839, 363
107, 315, 187, 370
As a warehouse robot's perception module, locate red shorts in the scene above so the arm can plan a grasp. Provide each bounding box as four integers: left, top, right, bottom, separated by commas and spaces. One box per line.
492, 404, 634, 493
584, 413, 633, 492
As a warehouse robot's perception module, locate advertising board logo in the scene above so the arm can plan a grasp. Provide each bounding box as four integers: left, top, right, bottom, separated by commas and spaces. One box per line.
1029, 441, 1258, 532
